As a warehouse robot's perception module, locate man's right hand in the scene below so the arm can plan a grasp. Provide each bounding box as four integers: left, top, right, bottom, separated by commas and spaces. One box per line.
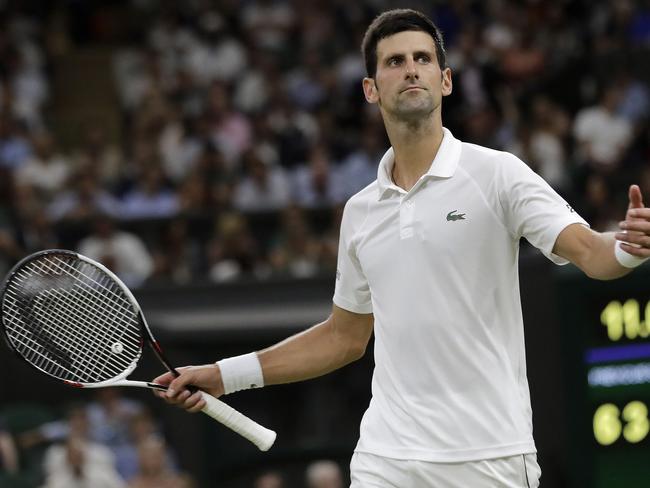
152, 364, 225, 413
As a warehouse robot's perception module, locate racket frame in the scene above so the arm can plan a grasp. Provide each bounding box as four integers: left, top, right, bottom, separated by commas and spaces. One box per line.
0, 249, 277, 451
0, 249, 172, 390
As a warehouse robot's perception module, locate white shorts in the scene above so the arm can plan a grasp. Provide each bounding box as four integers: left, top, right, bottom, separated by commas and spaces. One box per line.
350, 452, 541, 488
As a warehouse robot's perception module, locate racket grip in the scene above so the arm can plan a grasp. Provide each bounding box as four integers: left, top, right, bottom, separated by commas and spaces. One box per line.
199, 391, 276, 451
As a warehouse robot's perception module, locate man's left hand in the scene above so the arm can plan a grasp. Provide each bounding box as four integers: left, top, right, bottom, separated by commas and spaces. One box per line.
616, 184, 650, 258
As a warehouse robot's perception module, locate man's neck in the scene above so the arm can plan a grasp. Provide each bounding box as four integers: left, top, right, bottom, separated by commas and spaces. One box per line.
386, 117, 444, 192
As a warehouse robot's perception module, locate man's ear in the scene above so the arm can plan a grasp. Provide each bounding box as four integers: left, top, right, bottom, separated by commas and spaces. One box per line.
441, 68, 453, 97
363, 77, 379, 104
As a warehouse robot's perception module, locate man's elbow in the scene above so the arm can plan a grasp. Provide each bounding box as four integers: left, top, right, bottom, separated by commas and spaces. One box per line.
347, 341, 368, 362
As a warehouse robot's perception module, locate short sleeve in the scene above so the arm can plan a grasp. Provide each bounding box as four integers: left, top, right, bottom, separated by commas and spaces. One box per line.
333, 200, 373, 313
498, 153, 589, 265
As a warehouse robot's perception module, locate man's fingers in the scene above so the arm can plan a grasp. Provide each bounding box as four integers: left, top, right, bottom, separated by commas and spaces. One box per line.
152, 371, 175, 386
620, 220, 650, 233
167, 373, 195, 398
626, 207, 650, 220
152, 389, 166, 399
616, 232, 650, 248
185, 392, 206, 413
628, 184, 644, 210
620, 241, 650, 257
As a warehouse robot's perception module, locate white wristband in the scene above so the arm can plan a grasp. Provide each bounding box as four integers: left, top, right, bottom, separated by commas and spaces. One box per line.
615, 241, 649, 268
217, 352, 264, 395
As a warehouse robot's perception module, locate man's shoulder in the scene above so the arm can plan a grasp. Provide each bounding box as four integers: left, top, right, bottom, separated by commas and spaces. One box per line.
460, 139, 505, 159
458, 140, 520, 172
340, 180, 378, 229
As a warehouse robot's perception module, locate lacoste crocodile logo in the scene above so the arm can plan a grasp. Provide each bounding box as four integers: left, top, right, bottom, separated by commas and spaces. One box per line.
446, 210, 466, 222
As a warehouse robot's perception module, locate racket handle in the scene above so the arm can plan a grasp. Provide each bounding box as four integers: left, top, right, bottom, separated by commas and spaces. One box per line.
199, 391, 276, 451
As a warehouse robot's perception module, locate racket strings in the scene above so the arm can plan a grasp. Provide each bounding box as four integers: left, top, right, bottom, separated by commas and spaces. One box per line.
2, 254, 142, 383
30, 258, 139, 358
5, 265, 131, 382
41, 257, 136, 323
35, 256, 141, 378
10, 283, 135, 379
10, 258, 139, 382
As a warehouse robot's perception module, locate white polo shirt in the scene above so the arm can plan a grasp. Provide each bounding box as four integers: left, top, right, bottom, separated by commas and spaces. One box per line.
333, 128, 587, 463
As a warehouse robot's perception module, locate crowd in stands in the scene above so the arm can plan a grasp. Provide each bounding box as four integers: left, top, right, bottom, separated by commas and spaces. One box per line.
0, 389, 195, 487
0, 0, 649, 288
0, 387, 345, 487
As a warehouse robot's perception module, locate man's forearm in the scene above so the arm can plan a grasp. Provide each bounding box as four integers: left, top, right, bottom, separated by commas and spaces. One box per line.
577, 232, 632, 280
257, 313, 371, 386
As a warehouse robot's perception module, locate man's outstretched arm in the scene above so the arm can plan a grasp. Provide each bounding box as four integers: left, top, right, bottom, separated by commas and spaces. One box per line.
553, 185, 650, 280
153, 305, 373, 412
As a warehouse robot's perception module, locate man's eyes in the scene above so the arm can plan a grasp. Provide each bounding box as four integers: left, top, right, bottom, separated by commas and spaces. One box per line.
386, 55, 431, 66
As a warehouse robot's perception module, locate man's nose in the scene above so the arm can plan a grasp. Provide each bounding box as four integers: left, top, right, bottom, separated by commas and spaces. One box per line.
404, 58, 419, 79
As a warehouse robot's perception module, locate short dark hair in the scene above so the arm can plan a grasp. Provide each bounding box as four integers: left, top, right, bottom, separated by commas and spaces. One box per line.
361, 9, 447, 78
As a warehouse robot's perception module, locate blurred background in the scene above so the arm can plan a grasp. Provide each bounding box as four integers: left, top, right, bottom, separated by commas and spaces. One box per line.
0, 0, 649, 487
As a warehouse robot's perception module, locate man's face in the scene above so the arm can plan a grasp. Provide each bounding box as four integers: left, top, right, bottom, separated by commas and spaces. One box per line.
363, 30, 452, 122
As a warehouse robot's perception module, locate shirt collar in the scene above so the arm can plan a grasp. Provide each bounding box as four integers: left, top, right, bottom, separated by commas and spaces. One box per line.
376, 127, 462, 200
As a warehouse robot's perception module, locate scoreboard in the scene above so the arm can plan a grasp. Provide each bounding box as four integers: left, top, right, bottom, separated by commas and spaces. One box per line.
556, 265, 650, 488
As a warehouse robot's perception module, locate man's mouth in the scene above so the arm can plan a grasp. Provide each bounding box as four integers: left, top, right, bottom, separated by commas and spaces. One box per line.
401, 86, 424, 93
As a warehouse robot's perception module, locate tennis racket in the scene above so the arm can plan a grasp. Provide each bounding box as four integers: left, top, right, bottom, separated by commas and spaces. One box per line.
0, 249, 276, 451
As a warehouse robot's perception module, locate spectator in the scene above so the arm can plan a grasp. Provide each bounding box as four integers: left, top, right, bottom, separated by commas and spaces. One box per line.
15, 131, 70, 201
41, 405, 115, 479
40, 436, 125, 488
185, 12, 248, 85
578, 173, 620, 232
47, 170, 121, 223
151, 219, 202, 284
508, 96, 571, 192
207, 212, 266, 282
0, 417, 18, 475
253, 471, 286, 488
72, 124, 124, 188
233, 149, 291, 212
85, 389, 146, 481
117, 410, 179, 483
573, 84, 633, 173
128, 437, 193, 488
241, 0, 295, 52
120, 164, 179, 220
305, 460, 344, 488
614, 70, 650, 125
158, 113, 202, 183
177, 144, 233, 214
285, 49, 332, 111
338, 126, 385, 199
317, 204, 344, 273
77, 216, 154, 288
0, 113, 32, 170
291, 143, 344, 208
264, 88, 318, 169
204, 81, 252, 168
269, 205, 321, 278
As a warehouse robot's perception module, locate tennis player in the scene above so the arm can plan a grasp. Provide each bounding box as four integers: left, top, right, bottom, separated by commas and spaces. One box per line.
154, 9, 650, 487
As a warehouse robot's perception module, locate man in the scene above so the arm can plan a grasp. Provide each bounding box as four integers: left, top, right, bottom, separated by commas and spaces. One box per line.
154, 9, 650, 487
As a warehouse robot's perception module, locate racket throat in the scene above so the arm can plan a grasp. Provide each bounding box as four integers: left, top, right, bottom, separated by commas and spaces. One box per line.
149, 339, 181, 378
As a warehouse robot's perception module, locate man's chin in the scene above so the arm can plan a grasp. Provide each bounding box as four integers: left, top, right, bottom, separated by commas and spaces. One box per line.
392, 103, 434, 121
